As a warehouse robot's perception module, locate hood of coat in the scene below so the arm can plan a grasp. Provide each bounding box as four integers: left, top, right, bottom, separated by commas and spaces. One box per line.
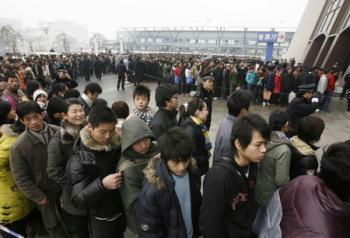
267, 131, 290, 151
80, 125, 121, 151
0, 124, 17, 138
60, 119, 86, 145
143, 154, 197, 190
290, 136, 316, 156
122, 115, 155, 153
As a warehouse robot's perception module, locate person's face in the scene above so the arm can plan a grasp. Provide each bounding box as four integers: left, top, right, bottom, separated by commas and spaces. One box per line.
36, 95, 48, 105
6, 108, 17, 121
131, 137, 151, 154
88, 122, 116, 146
303, 91, 314, 100
235, 131, 267, 164
63, 104, 85, 126
195, 103, 208, 121
166, 159, 190, 177
0, 81, 6, 92
87, 92, 99, 102
203, 79, 214, 91
134, 95, 149, 111
7, 77, 18, 91
20, 112, 44, 132
58, 70, 70, 79
166, 94, 179, 110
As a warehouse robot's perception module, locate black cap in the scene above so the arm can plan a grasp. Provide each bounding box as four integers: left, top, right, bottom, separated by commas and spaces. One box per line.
202, 76, 214, 81
298, 83, 315, 92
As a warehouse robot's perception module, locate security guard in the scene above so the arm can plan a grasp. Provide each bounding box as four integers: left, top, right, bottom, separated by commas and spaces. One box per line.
287, 83, 319, 137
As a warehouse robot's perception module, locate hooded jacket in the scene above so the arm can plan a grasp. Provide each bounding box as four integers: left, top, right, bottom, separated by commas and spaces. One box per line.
255, 131, 291, 207
289, 136, 318, 179
200, 157, 258, 238
135, 156, 201, 238
0, 125, 33, 224
117, 116, 156, 233
66, 126, 126, 231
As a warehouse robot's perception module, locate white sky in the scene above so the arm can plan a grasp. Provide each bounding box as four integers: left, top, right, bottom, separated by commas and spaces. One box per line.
2, 0, 309, 39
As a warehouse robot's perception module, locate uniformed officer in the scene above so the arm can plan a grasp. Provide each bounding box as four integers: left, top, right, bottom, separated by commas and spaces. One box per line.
287, 83, 319, 137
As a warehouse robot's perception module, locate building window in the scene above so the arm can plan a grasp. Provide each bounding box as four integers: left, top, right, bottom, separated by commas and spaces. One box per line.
318, 0, 342, 34
147, 38, 153, 43
190, 39, 196, 44
155, 38, 162, 43
198, 39, 205, 44
140, 38, 145, 43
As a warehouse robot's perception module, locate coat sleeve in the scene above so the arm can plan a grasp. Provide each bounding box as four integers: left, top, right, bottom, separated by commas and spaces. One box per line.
66, 155, 106, 209
9, 144, 46, 203
149, 121, 166, 139
47, 133, 67, 187
135, 184, 165, 237
274, 145, 292, 187
119, 172, 142, 232
200, 172, 227, 237
213, 124, 223, 161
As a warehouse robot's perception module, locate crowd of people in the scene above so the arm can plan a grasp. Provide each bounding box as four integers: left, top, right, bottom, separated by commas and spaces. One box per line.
0, 52, 350, 238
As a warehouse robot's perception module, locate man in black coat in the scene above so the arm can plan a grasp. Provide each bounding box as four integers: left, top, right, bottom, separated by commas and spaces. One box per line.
149, 85, 178, 139
194, 76, 214, 129
287, 83, 319, 137
81, 55, 92, 82
66, 106, 126, 238
116, 59, 127, 90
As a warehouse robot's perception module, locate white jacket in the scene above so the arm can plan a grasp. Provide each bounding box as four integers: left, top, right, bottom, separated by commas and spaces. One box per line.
317, 74, 328, 94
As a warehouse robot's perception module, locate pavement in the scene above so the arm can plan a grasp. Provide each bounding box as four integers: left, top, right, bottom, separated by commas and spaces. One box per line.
77, 73, 350, 151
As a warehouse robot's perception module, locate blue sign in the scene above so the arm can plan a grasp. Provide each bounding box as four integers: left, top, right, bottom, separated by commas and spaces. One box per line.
257, 32, 278, 43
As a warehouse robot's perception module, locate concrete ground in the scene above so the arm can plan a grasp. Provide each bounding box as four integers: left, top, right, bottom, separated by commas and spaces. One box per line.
77, 73, 350, 153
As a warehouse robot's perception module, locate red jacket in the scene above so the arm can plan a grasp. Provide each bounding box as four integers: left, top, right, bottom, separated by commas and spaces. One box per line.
273, 74, 281, 94
326, 74, 336, 92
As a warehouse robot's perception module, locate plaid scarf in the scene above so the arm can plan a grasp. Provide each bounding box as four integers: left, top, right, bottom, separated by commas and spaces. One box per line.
132, 107, 153, 125
192, 116, 212, 151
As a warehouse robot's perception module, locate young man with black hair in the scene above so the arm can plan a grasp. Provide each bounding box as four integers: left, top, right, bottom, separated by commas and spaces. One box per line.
213, 90, 253, 161
135, 127, 201, 238
66, 106, 126, 238
130, 84, 154, 125
3, 72, 24, 109
9, 101, 64, 237
200, 114, 270, 238
260, 141, 350, 237
149, 84, 178, 139
78, 82, 103, 115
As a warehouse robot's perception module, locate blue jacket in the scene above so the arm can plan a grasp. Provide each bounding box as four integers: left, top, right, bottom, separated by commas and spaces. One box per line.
245, 71, 257, 85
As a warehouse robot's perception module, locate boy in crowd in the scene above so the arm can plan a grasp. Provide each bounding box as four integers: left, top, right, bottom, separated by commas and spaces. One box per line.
130, 84, 154, 125
213, 90, 253, 161
117, 116, 156, 237
66, 106, 126, 238
149, 85, 178, 139
78, 82, 103, 115
10, 101, 64, 237
200, 114, 270, 238
136, 127, 202, 238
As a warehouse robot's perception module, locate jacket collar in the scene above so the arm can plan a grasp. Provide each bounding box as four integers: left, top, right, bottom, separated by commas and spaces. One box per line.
79, 125, 121, 152
60, 119, 85, 145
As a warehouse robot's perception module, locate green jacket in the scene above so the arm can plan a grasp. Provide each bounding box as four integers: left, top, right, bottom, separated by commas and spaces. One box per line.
255, 131, 291, 207
117, 116, 156, 234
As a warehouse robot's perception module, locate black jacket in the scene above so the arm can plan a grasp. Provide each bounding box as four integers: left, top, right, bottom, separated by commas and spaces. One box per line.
194, 86, 213, 129
200, 157, 258, 238
180, 118, 210, 175
66, 127, 126, 232
149, 108, 178, 139
135, 156, 201, 238
47, 120, 86, 216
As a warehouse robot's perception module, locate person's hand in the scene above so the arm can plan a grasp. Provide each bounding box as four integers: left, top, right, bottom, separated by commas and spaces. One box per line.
102, 173, 123, 190
37, 197, 49, 205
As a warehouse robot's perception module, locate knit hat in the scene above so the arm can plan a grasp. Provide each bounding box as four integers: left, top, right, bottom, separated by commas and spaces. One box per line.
33, 89, 48, 102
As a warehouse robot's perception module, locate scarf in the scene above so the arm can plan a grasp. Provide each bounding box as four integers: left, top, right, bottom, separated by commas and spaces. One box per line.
60, 119, 85, 144
191, 116, 212, 151
132, 107, 153, 125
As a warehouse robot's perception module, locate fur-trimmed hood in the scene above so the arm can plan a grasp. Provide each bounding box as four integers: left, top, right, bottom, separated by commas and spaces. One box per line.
143, 153, 197, 190
79, 125, 121, 151
0, 124, 17, 138
60, 119, 86, 144
290, 136, 316, 156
